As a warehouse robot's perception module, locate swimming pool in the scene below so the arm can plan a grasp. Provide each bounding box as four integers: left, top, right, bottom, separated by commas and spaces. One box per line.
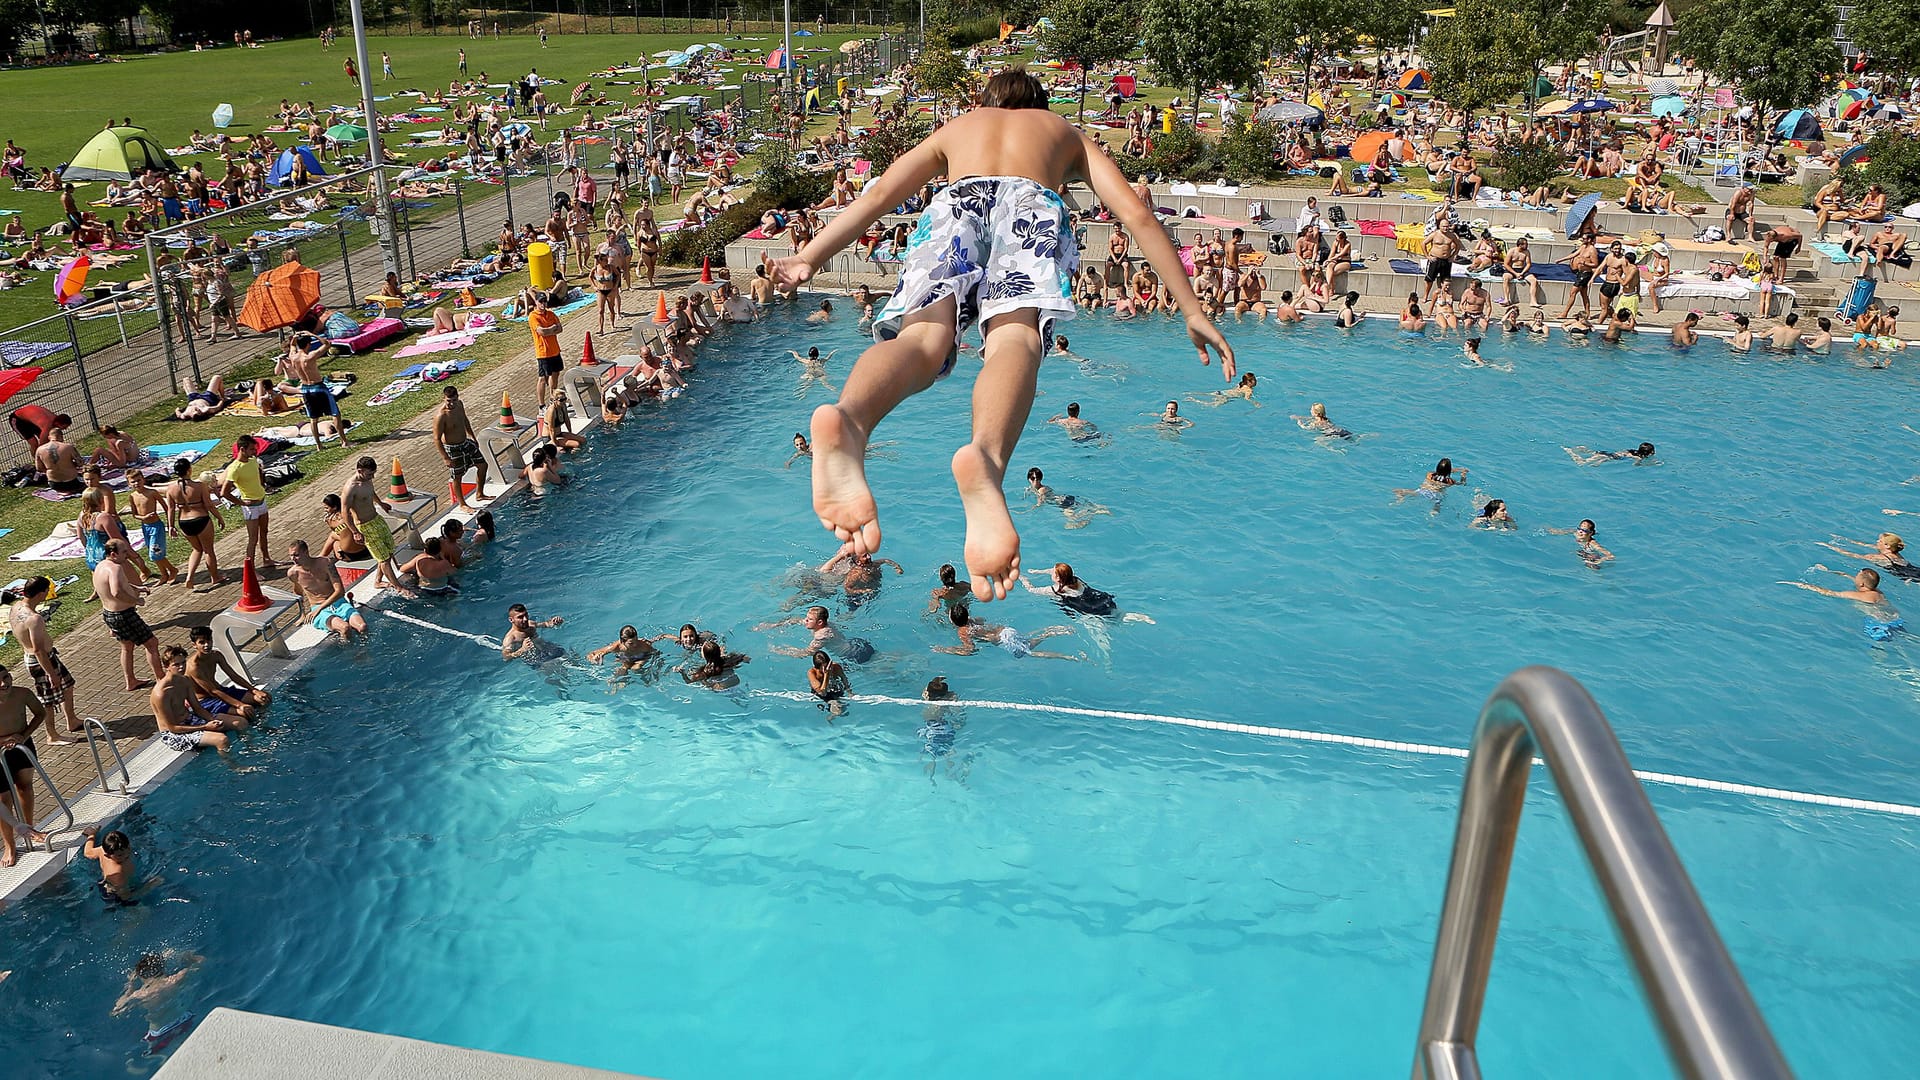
7, 304, 1920, 1078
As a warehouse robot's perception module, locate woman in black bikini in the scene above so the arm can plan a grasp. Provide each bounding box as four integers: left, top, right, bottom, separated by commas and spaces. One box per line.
166, 458, 225, 590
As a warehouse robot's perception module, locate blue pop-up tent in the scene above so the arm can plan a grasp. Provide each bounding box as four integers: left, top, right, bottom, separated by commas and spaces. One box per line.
268, 146, 328, 186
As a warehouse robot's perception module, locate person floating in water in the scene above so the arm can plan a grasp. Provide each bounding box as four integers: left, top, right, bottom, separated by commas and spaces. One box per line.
1472, 498, 1515, 529
927, 563, 973, 617
808, 649, 850, 717
1151, 400, 1193, 434
757, 605, 876, 664
683, 639, 750, 689
82, 825, 137, 905
587, 625, 659, 684
790, 346, 838, 397
1782, 567, 1903, 639
1049, 401, 1102, 443
1547, 518, 1614, 568
113, 949, 202, 1053
820, 544, 903, 610
934, 603, 1082, 660
1025, 467, 1111, 529
1564, 442, 1657, 466
785, 433, 812, 469
768, 69, 1232, 604
1189, 372, 1259, 407
1393, 457, 1467, 507
1021, 562, 1154, 623
1292, 402, 1352, 440
1817, 532, 1920, 581
499, 603, 565, 662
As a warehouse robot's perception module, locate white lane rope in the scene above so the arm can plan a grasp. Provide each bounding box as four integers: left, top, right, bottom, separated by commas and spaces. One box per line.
754, 691, 1920, 820
380, 609, 502, 650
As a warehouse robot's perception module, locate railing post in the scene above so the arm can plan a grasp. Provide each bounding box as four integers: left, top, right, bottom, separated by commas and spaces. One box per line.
62, 311, 100, 432
454, 176, 471, 256
338, 222, 356, 301
1412, 666, 1793, 1080
399, 198, 418, 280
144, 235, 180, 392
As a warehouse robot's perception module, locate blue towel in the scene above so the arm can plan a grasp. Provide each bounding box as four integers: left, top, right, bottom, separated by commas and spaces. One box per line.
144, 438, 221, 462
1389, 258, 1422, 274
1531, 263, 1577, 283
396, 358, 475, 379
1812, 241, 1860, 264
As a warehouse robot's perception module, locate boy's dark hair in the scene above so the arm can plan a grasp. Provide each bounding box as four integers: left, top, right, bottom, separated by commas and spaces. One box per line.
980, 69, 1049, 111
102, 830, 130, 855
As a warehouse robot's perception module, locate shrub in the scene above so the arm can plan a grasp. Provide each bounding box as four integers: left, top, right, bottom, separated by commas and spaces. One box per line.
1490, 138, 1561, 193
1215, 117, 1282, 183
861, 117, 933, 176
1855, 132, 1920, 207
1147, 122, 1214, 181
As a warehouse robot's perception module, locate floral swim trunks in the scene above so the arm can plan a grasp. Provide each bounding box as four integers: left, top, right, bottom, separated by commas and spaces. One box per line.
872, 175, 1079, 371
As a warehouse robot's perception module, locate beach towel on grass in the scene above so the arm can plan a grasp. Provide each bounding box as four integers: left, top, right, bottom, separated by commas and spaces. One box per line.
144, 438, 222, 462
10, 526, 146, 562
396, 358, 474, 379
504, 292, 596, 320
0, 340, 70, 366
393, 334, 477, 358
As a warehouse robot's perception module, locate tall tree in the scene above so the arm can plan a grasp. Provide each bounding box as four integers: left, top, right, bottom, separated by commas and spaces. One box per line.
1271, 0, 1358, 90
1422, 0, 1541, 114
1039, 0, 1136, 121
1351, 0, 1420, 57
1836, 0, 1920, 80
1141, 0, 1270, 122
1679, 0, 1839, 115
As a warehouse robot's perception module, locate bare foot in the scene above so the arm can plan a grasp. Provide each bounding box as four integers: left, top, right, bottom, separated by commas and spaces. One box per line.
810, 404, 881, 555
126, 680, 154, 692
952, 443, 1021, 602
1, 842, 13, 868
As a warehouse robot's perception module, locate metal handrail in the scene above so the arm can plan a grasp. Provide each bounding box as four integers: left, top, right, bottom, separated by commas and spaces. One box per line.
81, 717, 132, 796
1412, 666, 1792, 1080
0, 743, 76, 851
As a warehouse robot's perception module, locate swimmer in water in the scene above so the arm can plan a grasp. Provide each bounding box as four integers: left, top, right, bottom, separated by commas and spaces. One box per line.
1565, 310, 1593, 336
1728, 314, 1753, 352
1393, 457, 1467, 506
653, 623, 717, 652
499, 603, 565, 662
587, 624, 659, 681
1546, 518, 1614, 568
1463, 337, 1485, 365
1335, 291, 1362, 328
806, 297, 833, 324
808, 649, 851, 717
1188, 372, 1260, 407
1020, 562, 1154, 623
1781, 567, 1902, 638
1528, 306, 1550, 338
1670, 311, 1700, 348
1025, 466, 1112, 529
1818, 532, 1920, 581
1048, 402, 1101, 442
1151, 400, 1193, 433
1472, 497, 1515, 529
1292, 402, 1353, 440
821, 544, 904, 610
1564, 442, 1657, 466
1501, 305, 1522, 333
789, 346, 838, 396
927, 563, 973, 616
933, 602, 1082, 660
114, 949, 203, 1047
1399, 293, 1425, 332
683, 639, 750, 688
756, 605, 877, 664
785, 432, 812, 468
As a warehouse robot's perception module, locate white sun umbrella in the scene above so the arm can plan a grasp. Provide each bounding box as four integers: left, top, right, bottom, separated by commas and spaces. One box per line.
211, 103, 235, 128
1648, 77, 1679, 97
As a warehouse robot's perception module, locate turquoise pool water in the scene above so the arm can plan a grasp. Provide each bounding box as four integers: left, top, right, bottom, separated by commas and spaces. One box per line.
6, 305, 1920, 1078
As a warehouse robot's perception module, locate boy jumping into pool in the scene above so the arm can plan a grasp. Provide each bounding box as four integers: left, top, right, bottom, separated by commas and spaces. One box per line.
770, 69, 1234, 602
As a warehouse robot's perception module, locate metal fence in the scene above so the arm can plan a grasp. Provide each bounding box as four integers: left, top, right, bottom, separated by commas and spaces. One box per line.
1, 43, 900, 467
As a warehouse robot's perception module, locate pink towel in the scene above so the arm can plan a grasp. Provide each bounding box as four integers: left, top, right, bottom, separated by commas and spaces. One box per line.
1358, 220, 1398, 238
393, 335, 473, 358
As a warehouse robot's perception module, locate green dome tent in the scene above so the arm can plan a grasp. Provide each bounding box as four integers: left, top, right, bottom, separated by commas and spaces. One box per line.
63, 126, 177, 183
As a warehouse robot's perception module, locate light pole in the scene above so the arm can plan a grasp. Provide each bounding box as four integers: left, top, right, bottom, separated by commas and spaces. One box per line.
784, 0, 793, 87
347, 0, 404, 277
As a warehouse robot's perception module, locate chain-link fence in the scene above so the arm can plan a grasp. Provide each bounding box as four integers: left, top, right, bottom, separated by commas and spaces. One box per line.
1, 44, 901, 468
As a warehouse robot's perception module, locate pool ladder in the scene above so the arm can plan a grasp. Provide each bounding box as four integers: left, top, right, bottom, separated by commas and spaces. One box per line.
1413, 667, 1794, 1080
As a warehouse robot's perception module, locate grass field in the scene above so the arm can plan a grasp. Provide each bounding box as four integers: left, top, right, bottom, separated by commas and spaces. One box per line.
0, 28, 874, 333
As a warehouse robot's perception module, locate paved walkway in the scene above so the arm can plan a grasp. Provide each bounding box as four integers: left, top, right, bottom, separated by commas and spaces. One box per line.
21, 262, 702, 805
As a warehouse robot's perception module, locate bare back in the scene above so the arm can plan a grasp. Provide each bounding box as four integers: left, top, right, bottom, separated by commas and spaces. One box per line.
924, 109, 1088, 193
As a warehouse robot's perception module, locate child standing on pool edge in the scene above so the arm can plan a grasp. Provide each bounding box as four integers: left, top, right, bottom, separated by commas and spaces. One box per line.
770, 69, 1233, 603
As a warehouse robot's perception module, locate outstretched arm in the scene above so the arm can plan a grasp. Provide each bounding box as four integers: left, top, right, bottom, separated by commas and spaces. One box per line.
771, 138, 947, 290
1077, 132, 1234, 380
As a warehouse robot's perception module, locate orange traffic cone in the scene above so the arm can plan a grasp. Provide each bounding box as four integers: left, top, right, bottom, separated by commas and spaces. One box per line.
580, 330, 598, 366
500, 392, 519, 428
700, 257, 714, 285
235, 558, 271, 613
651, 291, 671, 324
389, 457, 411, 500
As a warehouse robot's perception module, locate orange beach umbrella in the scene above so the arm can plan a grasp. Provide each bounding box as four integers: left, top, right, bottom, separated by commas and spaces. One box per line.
238, 261, 322, 332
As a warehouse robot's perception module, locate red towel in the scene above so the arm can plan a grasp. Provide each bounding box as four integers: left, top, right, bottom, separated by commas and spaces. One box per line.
1358, 220, 1398, 238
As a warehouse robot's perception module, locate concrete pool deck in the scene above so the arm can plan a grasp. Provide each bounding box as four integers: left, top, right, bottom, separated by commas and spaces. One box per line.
154, 1008, 653, 1080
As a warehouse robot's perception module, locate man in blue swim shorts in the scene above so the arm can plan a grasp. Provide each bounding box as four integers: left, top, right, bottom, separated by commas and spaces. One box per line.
758, 605, 875, 664
769, 69, 1234, 605
287, 539, 368, 644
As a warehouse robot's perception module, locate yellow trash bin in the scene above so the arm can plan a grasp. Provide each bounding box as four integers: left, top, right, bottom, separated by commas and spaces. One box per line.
527, 241, 554, 291
1161, 107, 1174, 134
837, 77, 848, 97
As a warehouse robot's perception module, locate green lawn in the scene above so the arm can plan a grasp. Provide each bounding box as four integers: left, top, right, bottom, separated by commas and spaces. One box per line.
0, 28, 878, 335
